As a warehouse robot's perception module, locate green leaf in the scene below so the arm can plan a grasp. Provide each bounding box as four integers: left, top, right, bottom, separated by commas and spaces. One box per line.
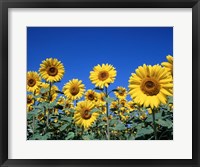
167, 96, 173, 104
104, 97, 115, 103
156, 119, 172, 128
40, 88, 49, 94
109, 119, 118, 126
69, 108, 75, 113
55, 90, 64, 94
136, 126, 154, 138
114, 123, 126, 131
65, 132, 75, 140
60, 124, 68, 131
94, 87, 104, 91
90, 108, 100, 114
61, 116, 72, 122
98, 122, 106, 127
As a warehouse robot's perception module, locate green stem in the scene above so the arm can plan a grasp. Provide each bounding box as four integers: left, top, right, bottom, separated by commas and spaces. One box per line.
32, 115, 35, 134
105, 87, 110, 140
46, 82, 52, 128
152, 108, 157, 140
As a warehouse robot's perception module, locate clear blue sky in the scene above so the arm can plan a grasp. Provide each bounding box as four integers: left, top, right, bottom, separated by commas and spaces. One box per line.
27, 27, 173, 98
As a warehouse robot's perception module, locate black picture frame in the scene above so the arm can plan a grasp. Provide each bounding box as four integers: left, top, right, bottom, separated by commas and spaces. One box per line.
0, 0, 199, 167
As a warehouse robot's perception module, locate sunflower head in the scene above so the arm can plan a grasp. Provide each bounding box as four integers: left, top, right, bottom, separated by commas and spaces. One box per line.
161, 55, 173, 75
74, 101, 99, 129
114, 87, 127, 99
27, 94, 34, 107
89, 64, 117, 88
128, 101, 137, 112
128, 64, 173, 109
27, 71, 41, 92
39, 58, 65, 82
110, 101, 118, 111
63, 79, 85, 101
85, 89, 98, 102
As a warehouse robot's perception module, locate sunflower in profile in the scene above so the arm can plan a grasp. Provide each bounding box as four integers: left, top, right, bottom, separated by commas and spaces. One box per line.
128, 64, 173, 109
39, 58, 65, 82
27, 71, 41, 92
27, 94, 34, 107
161, 55, 173, 75
96, 92, 106, 106
89, 64, 117, 88
63, 79, 85, 101
114, 86, 127, 99
74, 101, 99, 129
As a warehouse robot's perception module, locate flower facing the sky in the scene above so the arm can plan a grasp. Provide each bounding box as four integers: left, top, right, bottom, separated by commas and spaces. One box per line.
74, 101, 99, 129
39, 58, 65, 82
62, 79, 85, 100
161, 55, 173, 75
114, 86, 127, 99
89, 64, 117, 88
128, 64, 173, 109
27, 71, 41, 92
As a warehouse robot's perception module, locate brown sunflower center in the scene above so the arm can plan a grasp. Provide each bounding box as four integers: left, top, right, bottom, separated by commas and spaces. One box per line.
65, 103, 71, 108
141, 78, 160, 96
27, 98, 32, 104
47, 67, 58, 76
70, 86, 80, 96
98, 71, 109, 81
28, 78, 36, 87
82, 109, 92, 119
88, 94, 95, 100
118, 90, 125, 96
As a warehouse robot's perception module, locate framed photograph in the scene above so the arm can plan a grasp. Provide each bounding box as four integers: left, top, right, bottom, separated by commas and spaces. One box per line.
0, 0, 199, 166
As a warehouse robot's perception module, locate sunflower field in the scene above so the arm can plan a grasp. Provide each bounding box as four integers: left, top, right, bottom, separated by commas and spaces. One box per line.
27, 55, 173, 140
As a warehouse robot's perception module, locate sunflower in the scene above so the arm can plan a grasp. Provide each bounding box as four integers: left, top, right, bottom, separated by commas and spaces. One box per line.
85, 89, 98, 103
74, 101, 99, 129
96, 92, 106, 106
161, 55, 173, 75
39, 58, 65, 82
63, 79, 85, 101
128, 64, 173, 109
110, 101, 118, 111
27, 71, 41, 92
128, 101, 137, 112
89, 64, 117, 88
114, 86, 127, 99
27, 106, 33, 112
27, 94, 34, 107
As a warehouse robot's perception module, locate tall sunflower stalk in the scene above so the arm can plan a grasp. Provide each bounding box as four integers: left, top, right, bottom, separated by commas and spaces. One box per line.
152, 108, 157, 140
105, 87, 110, 140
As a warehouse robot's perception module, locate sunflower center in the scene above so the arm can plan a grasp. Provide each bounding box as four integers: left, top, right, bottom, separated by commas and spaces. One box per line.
88, 94, 95, 100
65, 103, 70, 108
82, 109, 92, 119
28, 79, 36, 87
70, 86, 80, 96
27, 98, 32, 104
118, 90, 125, 96
47, 67, 58, 76
141, 78, 160, 96
98, 71, 109, 81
